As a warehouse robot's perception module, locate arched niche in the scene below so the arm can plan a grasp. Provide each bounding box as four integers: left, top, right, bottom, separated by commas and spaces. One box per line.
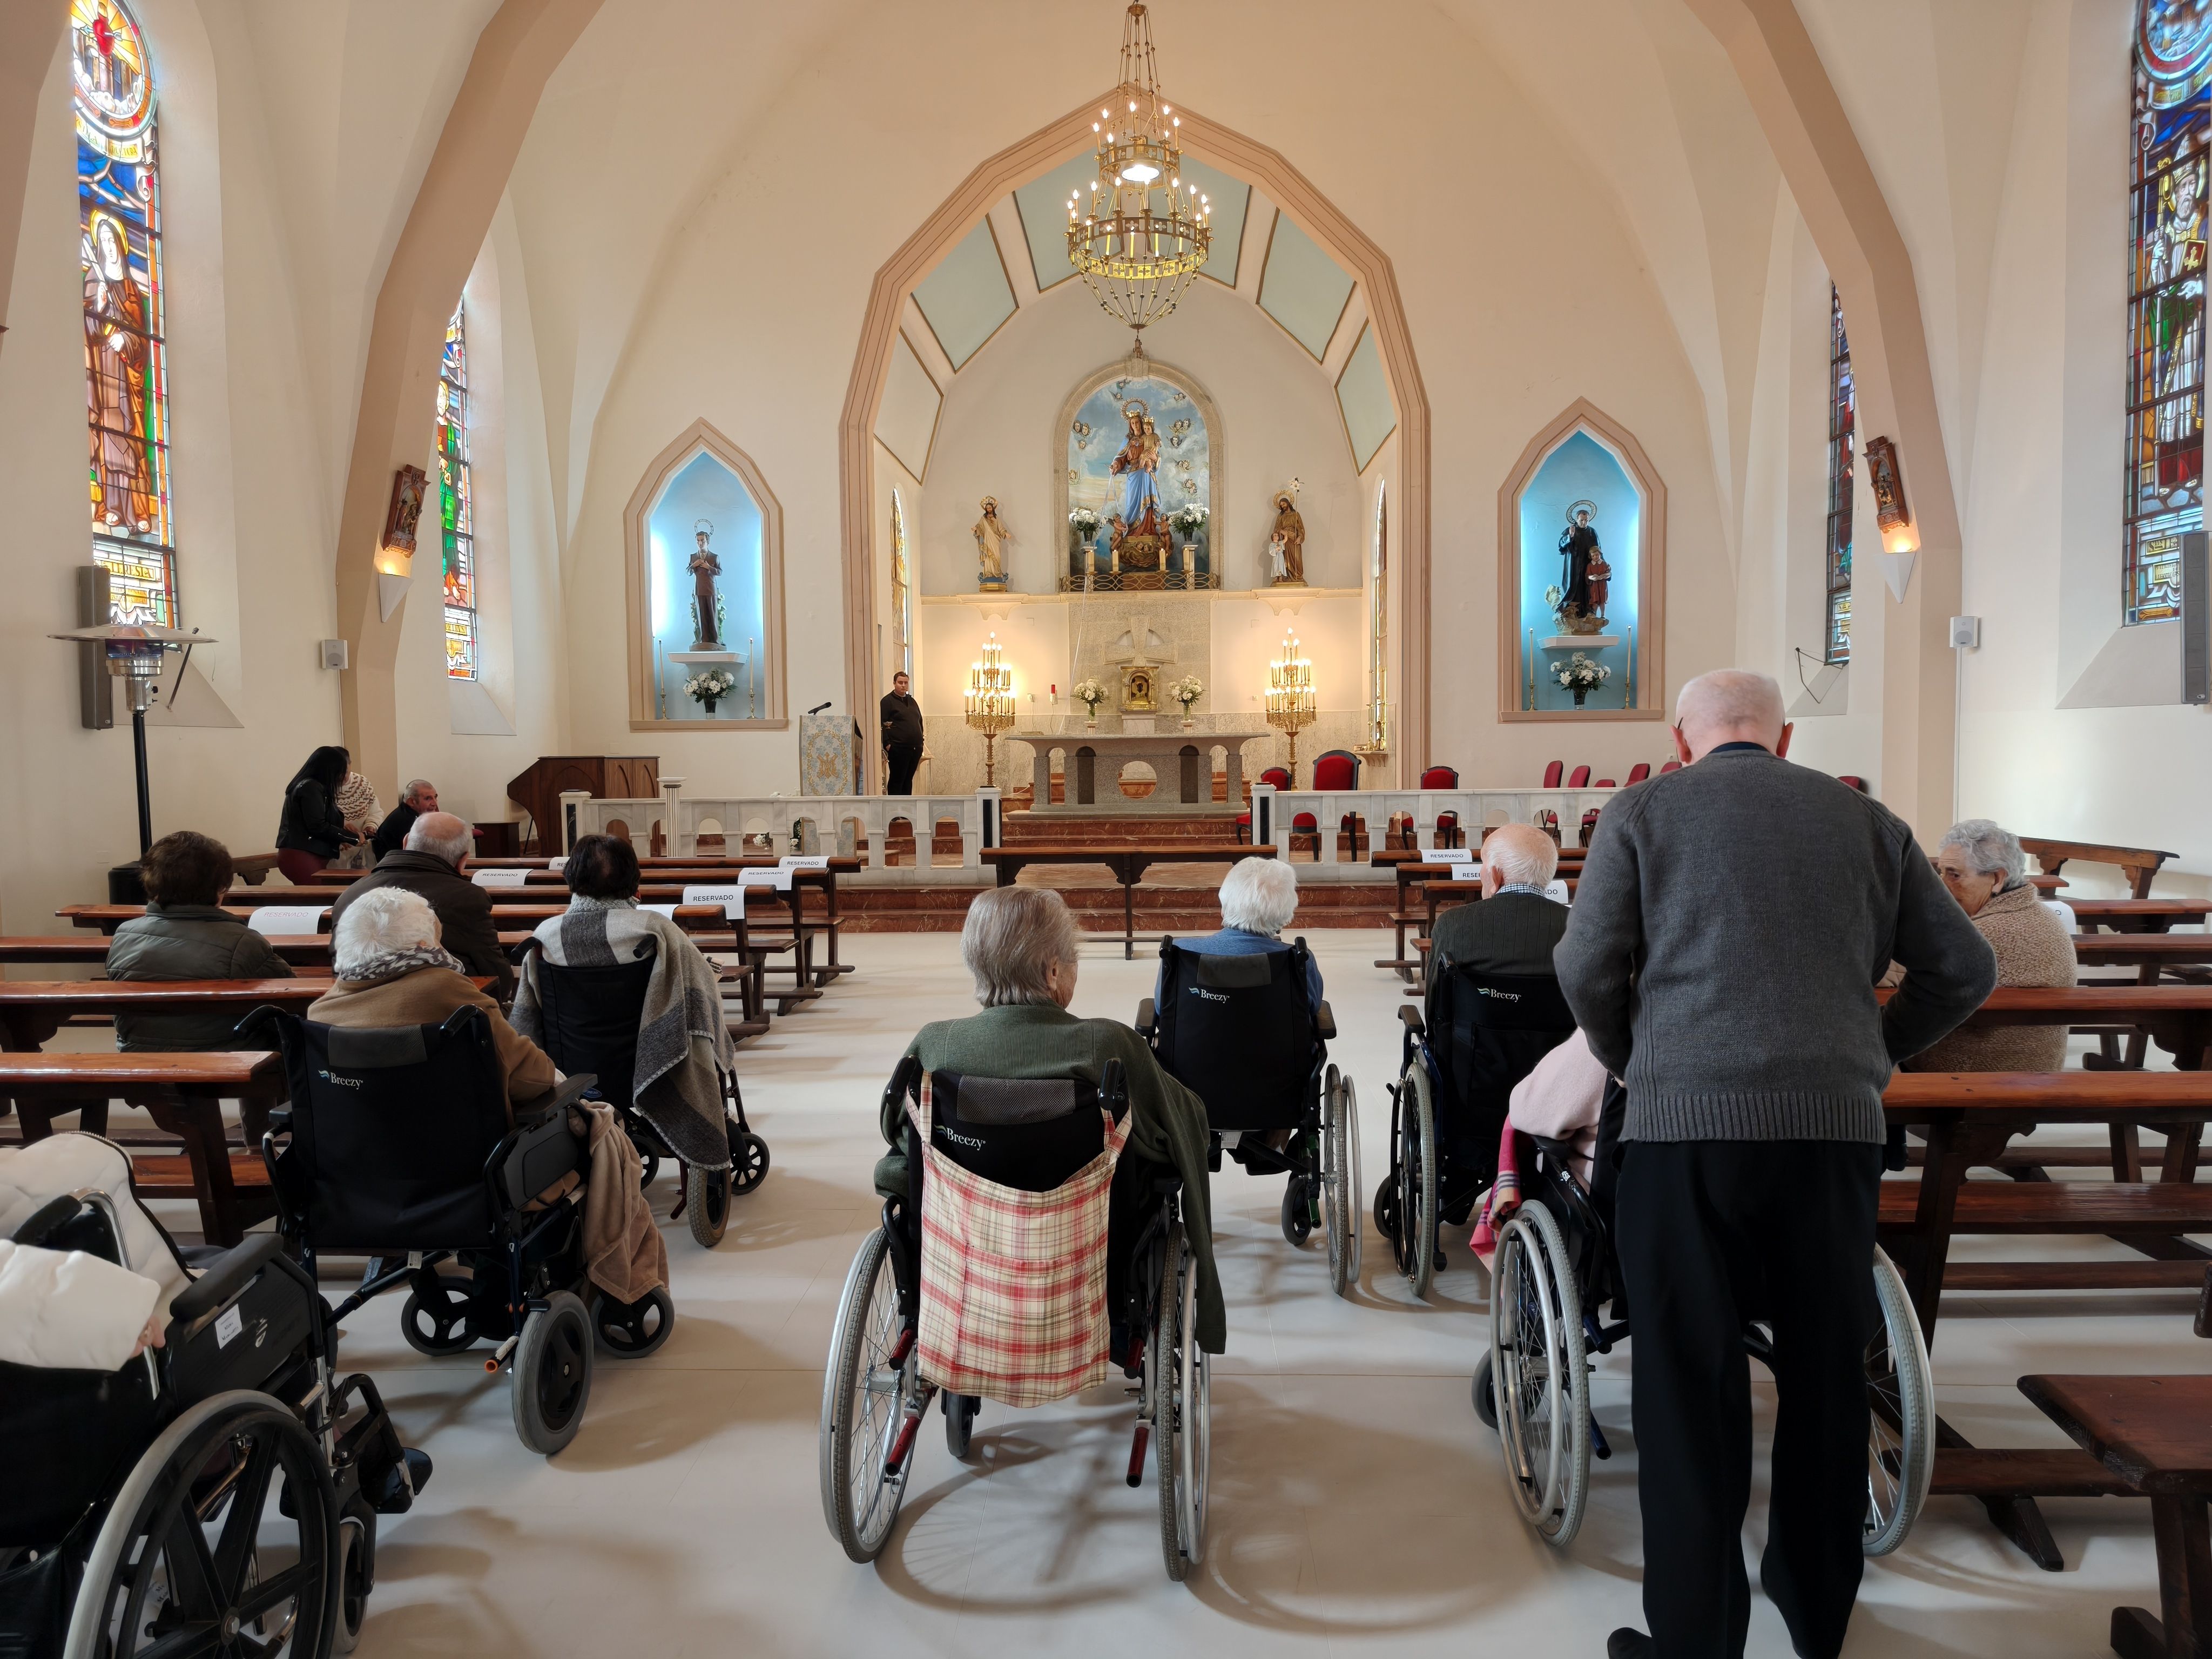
1053, 355, 1225, 585
623, 419, 787, 729
1495, 400, 1667, 723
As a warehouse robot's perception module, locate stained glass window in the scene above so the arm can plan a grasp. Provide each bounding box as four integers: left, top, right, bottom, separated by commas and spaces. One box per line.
73, 0, 174, 626
1825, 286, 1856, 665
2128, 0, 2212, 625
436, 302, 477, 678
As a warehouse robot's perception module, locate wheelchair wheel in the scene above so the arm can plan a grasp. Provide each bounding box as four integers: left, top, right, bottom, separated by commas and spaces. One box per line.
64, 1391, 338, 1659
1322, 1065, 1363, 1299
512, 1291, 594, 1455
944, 1391, 980, 1460
1391, 1060, 1438, 1299
1279, 1177, 1314, 1246
399, 1272, 477, 1357
332, 1512, 370, 1654
1863, 1245, 1935, 1556
820, 1228, 916, 1563
1492, 1203, 1589, 1547
1471, 1348, 1499, 1430
590, 1286, 676, 1358
638, 1150, 660, 1190
731, 1128, 771, 1195
1150, 1219, 1209, 1582
686, 1162, 733, 1247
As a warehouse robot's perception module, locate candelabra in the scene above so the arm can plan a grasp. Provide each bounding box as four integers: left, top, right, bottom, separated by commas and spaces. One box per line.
964, 632, 1017, 787
1263, 630, 1316, 786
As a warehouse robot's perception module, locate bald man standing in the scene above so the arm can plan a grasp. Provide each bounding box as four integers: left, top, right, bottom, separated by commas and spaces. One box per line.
1556, 671, 1993, 1659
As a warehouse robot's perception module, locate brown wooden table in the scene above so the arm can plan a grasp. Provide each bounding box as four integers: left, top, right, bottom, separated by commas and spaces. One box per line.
2022, 837, 2179, 899
2019, 1373, 2212, 1655
0, 1050, 288, 1245
980, 845, 1278, 959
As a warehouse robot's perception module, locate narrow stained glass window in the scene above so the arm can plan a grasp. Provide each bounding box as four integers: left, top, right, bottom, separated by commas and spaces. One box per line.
2128, 0, 2212, 625
1825, 286, 1855, 666
437, 302, 477, 679
73, 0, 174, 626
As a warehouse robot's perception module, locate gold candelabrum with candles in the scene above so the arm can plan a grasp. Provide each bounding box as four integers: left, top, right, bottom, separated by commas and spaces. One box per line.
964, 632, 1017, 787
1264, 630, 1316, 787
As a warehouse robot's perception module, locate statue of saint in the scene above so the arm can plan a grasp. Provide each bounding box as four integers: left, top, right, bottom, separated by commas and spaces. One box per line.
1108, 400, 1166, 569
1558, 502, 1602, 628
688, 522, 723, 648
1268, 487, 1306, 585
973, 497, 1010, 587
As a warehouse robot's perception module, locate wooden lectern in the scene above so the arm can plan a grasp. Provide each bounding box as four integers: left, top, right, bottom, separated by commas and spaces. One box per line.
507, 756, 658, 852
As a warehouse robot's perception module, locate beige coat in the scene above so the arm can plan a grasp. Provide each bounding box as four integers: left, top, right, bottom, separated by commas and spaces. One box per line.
1903, 883, 2078, 1073
307, 967, 558, 1111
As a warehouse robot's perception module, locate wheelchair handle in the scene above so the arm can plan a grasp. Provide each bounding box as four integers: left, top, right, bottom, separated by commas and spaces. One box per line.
231, 1003, 281, 1045
9, 1194, 84, 1247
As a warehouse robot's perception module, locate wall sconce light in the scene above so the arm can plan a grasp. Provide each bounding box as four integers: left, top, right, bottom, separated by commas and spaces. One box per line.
1864, 436, 1919, 597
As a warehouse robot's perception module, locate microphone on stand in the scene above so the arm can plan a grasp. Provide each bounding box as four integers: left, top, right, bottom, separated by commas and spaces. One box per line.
806, 700, 832, 715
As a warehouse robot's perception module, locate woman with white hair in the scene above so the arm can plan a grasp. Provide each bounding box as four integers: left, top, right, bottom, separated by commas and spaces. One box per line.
873, 886, 1225, 1357
307, 886, 557, 1109
1900, 818, 2077, 1072
1156, 857, 1324, 1010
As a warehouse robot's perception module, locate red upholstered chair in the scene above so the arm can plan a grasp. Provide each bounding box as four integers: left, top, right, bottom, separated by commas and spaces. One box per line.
1593, 778, 1615, 789
1838, 774, 1868, 794
1542, 760, 1564, 788
1624, 763, 1650, 784
1536, 809, 1561, 844
1434, 812, 1463, 849
1419, 765, 1459, 789
1658, 760, 1682, 774
1566, 765, 1591, 788
1580, 808, 1602, 847
1312, 751, 1360, 790
1238, 766, 1298, 843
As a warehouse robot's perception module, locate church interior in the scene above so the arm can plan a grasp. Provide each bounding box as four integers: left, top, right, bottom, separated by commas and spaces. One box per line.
3, 0, 2211, 1654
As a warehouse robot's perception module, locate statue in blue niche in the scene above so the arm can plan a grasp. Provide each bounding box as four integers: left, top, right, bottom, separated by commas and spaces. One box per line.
1107, 398, 1166, 571
1556, 500, 1610, 635
688, 521, 725, 648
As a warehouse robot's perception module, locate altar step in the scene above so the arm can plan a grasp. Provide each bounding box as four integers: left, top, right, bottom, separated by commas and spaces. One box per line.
832, 878, 1392, 933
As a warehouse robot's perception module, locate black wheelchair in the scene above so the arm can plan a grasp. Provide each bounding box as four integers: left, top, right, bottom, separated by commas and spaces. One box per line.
1382, 963, 1577, 1298
251, 1006, 673, 1457
0, 1156, 429, 1656
819, 1057, 1210, 1582
516, 936, 769, 1248
1469, 1098, 1935, 1555
1137, 938, 1360, 1298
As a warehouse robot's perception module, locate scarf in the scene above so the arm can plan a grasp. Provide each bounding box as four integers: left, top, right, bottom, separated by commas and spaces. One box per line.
331, 942, 464, 985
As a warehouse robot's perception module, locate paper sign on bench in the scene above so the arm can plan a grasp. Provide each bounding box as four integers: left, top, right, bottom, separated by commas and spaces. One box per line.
2043, 900, 2078, 933
737, 867, 794, 890
248, 906, 326, 936
1545, 879, 1572, 906
639, 902, 679, 919
681, 885, 746, 918
549, 857, 568, 869
779, 855, 831, 870
1426, 848, 1475, 864
471, 868, 531, 887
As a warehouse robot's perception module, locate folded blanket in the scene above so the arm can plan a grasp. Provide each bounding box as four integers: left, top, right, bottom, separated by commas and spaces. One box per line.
570, 1099, 668, 1305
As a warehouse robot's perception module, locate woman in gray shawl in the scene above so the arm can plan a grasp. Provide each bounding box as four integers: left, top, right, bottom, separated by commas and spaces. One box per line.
511, 834, 736, 1171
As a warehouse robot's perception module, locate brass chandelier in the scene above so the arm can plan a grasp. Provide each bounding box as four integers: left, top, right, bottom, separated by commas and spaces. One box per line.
1067, 3, 1210, 342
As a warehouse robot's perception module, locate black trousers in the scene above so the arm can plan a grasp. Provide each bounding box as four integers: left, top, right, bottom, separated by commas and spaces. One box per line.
885, 743, 921, 795
1614, 1139, 1881, 1659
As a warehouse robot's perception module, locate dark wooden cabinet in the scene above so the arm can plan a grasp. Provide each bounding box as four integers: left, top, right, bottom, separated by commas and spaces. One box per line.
506, 756, 658, 852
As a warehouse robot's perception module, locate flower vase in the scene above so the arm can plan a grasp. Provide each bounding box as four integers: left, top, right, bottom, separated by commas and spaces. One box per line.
1085, 714, 1098, 731
703, 696, 719, 716
1572, 687, 1587, 707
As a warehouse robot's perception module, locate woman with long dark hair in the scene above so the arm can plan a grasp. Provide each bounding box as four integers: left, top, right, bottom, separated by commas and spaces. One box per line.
274, 744, 360, 884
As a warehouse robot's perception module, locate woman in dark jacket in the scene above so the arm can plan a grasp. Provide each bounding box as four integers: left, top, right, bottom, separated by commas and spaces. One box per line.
274, 745, 359, 884
106, 831, 293, 1049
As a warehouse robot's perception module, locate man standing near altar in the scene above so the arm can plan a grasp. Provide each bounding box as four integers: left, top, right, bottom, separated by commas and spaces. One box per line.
880, 670, 924, 795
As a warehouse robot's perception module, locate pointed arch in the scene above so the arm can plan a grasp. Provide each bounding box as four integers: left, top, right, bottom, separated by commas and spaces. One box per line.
838, 97, 1430, 788
1496, 398, 1670, 722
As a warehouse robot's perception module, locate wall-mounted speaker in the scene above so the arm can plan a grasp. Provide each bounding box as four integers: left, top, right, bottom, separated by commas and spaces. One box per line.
2183, 530, 2208, 706
318, 638, 350, 671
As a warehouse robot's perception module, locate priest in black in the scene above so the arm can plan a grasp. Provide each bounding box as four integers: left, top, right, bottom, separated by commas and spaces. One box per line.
880, 670, 924, 795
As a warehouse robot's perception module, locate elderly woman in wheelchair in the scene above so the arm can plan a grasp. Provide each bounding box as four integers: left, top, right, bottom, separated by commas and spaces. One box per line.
1136, 860, 1361, 1297
824, 887, 1220, 1580
0, 1132, 428, 1656
1466, 1042, 1937, 1559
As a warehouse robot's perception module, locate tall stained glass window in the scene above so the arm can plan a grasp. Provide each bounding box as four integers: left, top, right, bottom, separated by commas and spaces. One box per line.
1825, 286, 1856, 665
2128, 0, 2212, 625
73, 0, 174, 625
436, 302, 477, 678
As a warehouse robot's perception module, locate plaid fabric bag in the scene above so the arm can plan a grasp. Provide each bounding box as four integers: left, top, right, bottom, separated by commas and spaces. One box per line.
907, 1074, 1131, 1408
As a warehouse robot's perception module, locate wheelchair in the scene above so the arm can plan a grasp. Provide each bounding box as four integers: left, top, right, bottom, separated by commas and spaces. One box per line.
1137, 938, 1360, 1298
1468, 1098, 1936, 1556
0, 1142, 429, 1656
516, 935, 769, 1248
819, 1057, 1210, 1582
1382, 963, 1577, 1298
250, 1005, 673, 1457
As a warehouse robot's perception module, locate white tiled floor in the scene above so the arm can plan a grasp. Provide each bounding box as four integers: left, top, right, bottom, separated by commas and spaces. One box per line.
309, 930, 2203, 1657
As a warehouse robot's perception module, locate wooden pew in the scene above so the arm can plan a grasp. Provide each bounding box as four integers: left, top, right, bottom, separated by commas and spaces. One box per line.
2072, 899, 2212, 935
0, 1050, 286, 1245
2021, 837, 2179, 900
0, 979, 333, 1053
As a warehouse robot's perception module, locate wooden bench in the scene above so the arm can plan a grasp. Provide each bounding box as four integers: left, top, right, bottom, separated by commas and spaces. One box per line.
2020, 1374, 2212, 1655
2072, 900, 2212, 935
0, 1050, 285, 1245
0, 979, 334, 1053
2022, 837, 2180, 901
980, 845, 1279, 960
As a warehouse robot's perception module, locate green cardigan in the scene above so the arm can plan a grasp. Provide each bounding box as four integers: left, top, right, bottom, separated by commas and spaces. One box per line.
876, 1003, 1224, 1354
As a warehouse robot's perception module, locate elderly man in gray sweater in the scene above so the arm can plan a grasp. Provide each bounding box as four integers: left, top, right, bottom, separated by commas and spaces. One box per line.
1556, 670, 1994, 1659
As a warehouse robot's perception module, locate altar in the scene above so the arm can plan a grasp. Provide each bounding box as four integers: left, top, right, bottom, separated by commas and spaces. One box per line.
1012, 724, 1270, 815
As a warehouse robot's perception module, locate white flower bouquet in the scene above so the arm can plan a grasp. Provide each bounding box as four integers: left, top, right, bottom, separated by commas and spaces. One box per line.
685, 667, 737, 705
1071, 678, 1108, 714
1553, 652, 1610, 702
1167, 503, 1208, 538
1168, 674, 1204, 711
